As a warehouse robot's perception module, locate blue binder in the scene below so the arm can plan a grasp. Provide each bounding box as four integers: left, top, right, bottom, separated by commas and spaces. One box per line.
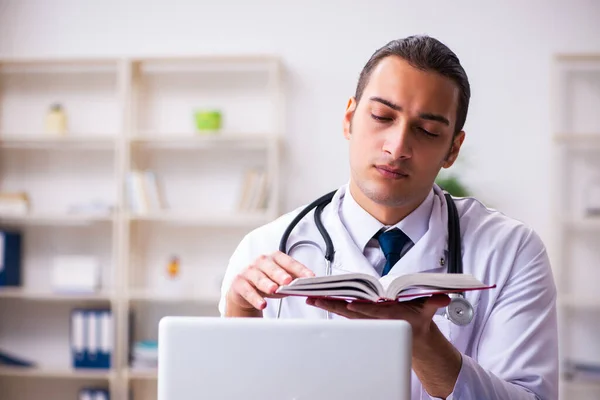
71, 308, 88, 368
97, 310, 112, 369
0, 230, 22, 287
71, 308, 112, 369
79, 387, 109, 400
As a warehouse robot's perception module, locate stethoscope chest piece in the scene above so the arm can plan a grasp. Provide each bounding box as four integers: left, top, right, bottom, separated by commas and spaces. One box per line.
444, 294, 474, 326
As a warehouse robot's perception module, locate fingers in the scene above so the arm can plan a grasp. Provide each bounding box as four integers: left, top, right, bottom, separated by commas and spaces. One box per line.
230, 275, 267, 310
306, 298, 366, 319
227, 252, 315, 312
227, 252, 315, 313
346, 301, 399, 318
244, 265, 278, 295
344, 295, 451, 320
426, 294, 451, 308
254, 255, 293, 286
271, 251, 315, 278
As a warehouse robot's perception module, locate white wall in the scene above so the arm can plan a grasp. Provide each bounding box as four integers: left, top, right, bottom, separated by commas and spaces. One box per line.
1, 0, 600, 259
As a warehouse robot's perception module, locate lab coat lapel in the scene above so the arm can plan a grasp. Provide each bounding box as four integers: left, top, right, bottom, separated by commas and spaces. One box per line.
384, 186, 450, 277
325, 186, 381, 279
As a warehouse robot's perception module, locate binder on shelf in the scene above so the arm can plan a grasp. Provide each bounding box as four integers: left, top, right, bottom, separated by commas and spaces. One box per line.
71, 309, 87, 368
71, 308, 113, 369
0, 230, 22, 287
79, 388, 109, 400
87, 310, 99, 367
98, 310, 113, 369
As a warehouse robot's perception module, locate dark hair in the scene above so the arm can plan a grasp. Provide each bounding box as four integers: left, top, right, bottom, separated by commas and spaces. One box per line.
354, 35, 471, 136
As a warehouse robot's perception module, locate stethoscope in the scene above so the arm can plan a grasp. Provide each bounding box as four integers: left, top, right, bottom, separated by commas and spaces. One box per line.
276, 189, 475, 326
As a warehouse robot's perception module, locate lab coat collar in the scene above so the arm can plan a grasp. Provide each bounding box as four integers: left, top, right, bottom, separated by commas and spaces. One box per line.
328, 184, 449, 277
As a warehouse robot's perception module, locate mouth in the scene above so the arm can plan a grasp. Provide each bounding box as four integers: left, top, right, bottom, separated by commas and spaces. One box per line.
374, 165, 409, 179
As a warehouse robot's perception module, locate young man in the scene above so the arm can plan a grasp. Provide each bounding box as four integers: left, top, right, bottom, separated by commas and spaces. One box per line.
218, 35, 558, 399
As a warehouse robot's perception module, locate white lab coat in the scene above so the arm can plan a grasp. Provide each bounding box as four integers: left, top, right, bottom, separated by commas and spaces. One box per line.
219, 184, 558, 400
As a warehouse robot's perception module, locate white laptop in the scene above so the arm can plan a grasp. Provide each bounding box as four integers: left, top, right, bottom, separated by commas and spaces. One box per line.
157, 316, 412, 400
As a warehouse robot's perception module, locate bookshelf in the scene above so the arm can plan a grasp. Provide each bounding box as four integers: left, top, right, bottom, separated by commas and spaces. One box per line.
0, 55, 283, 400
552, 53, 600, 399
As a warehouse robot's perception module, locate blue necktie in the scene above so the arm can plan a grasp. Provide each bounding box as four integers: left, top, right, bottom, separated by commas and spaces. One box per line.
376, 228, 411, 276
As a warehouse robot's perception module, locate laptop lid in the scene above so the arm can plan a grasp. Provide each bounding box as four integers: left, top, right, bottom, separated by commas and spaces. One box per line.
157, 316, 412, 400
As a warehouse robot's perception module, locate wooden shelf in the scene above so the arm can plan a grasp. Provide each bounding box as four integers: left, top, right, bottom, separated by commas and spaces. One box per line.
0, 288, 114, 302
555, 53, 600, 62
0, 135, 117, 150
127, 211, 270, 227
0, 57, 118, 68
0, 213, 115, 226
133, 55, 280, 74
129, 133, 277, 150
0, 54, 283, 400
561, 378, 600, 391
558, 295, 600, 309
562, 217, 600, 231
554, 133, 600, 147
128, 289, 219, 304
124, 368, 157, 380
0, 366, 114, 379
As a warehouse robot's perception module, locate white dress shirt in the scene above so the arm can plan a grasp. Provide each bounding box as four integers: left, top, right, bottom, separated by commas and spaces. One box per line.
339, 186, 434, 276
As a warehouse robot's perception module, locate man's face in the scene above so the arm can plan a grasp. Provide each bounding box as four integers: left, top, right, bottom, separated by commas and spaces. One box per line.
343, 56, 465, 209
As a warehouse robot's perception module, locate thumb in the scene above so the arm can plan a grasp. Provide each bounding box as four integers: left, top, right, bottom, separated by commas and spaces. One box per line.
421, 294, 451, 317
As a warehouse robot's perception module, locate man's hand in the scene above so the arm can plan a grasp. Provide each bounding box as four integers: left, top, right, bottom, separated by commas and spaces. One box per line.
307, 295, 463, 398
306, 294, 449, 338
225, 251, 315, 317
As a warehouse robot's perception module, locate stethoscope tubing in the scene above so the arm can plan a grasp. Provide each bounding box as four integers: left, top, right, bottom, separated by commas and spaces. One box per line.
276, 189, 473, 325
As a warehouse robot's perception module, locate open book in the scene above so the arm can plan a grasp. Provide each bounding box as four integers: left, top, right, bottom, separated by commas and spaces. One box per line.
275, 272, 495, 303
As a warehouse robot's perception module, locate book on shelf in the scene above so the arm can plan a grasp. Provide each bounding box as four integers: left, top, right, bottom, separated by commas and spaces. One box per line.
130, 340, 158, 370
127, 170, 165, 214
0, 192, 29, 216
276, 272, 496, 303
237, 168, 269, 212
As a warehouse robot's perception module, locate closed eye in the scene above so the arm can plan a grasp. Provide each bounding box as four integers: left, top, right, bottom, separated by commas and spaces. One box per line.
371, 113, 393, 122
418, 127, 438, 138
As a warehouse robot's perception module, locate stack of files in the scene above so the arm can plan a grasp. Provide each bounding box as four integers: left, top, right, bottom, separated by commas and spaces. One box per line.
130, 340, 158, 370
70, 308, 113, 369
79, 388, 109, 400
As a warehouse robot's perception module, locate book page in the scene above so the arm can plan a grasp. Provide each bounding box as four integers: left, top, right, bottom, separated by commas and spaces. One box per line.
275, 273, 385, 299
384, 273, 489, 299
276, 287, 381, 302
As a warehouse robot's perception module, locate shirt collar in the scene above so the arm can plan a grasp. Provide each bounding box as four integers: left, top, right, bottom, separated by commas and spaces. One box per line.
340, 183, 434, 252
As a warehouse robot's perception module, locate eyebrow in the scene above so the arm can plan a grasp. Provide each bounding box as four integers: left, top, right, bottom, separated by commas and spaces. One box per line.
369, 96, 450, 126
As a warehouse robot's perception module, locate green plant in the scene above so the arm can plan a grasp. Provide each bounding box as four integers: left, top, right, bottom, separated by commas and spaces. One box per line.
435, 174, 470, 197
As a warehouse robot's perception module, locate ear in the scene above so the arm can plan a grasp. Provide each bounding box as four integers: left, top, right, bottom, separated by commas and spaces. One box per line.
442, 131, 466, 169
343, 97, 357, 140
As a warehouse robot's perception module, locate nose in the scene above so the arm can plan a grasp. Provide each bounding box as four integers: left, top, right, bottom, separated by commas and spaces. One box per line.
381, 121, 412, 160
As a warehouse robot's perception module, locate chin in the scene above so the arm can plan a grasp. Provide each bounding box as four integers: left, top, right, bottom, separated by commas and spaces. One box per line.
357, 179, 411, 208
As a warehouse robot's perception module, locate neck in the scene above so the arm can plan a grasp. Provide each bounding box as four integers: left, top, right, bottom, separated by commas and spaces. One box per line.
349, 180, 427, 226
